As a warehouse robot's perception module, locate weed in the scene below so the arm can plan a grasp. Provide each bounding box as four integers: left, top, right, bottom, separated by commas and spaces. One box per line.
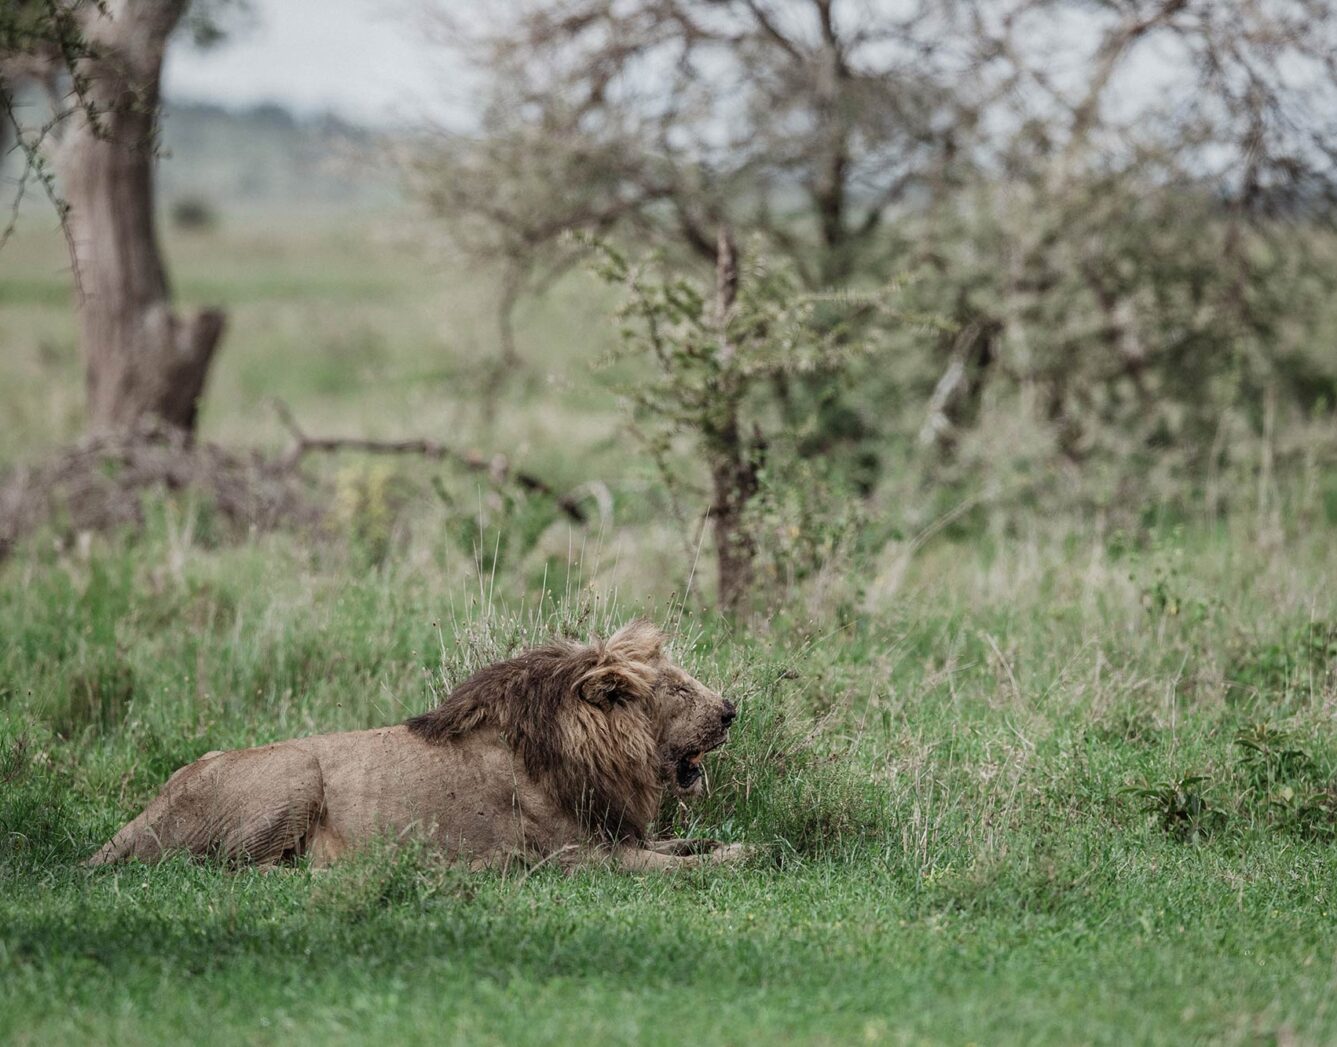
1226, 622, 1337, 707
1233, 722, 1318, 797
1123, 774, 1226, 841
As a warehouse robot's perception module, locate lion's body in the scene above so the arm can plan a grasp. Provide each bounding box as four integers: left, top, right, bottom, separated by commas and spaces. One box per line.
89, 725, 583, 867
89, 621, 741, 871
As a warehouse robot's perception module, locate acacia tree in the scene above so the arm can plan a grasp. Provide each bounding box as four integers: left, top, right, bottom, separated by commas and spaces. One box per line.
415, 0, 1337, 596
2, 0, 226, 436
911, 0, 1337, 467
412, 0, 966, 352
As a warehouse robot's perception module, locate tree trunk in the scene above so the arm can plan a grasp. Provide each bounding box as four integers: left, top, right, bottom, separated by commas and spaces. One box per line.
710, 422, 758, 615
56, 0, 224, 437
708, 229, 759, 614
918, 319, 1000, 456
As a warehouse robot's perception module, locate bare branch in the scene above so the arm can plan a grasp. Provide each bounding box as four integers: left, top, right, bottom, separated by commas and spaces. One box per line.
272, 401, 592, 524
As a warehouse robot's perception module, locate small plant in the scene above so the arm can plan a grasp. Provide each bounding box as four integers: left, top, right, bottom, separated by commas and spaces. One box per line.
1123, 773, 1226, 841
0, 730, 30, 785
333, 461, 410, 567
1270, 786, 1337, 841
1138, 564, 1182, 619
1232, 722, 1316, 798
435, 481, 558, 581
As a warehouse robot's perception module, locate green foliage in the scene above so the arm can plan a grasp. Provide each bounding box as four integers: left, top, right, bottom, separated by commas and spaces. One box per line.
435, 481, 559, 583
1120, 724, 1337, 844
902, 168, 1337, 498
1233, 722, 1317, 797
746, 456, 868, 597
587, 235, 887, 429
333, 461, 409, 567
1123, 774, 1226, 842
583, 235, 908, 607
1226, 622, 1337, 707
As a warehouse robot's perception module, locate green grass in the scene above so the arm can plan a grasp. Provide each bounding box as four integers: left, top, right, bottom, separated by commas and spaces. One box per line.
4, 214, 1337, 1044
4, 520, 1337, 1044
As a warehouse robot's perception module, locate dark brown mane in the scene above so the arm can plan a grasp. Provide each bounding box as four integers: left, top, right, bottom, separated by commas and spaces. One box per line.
405, 622, 668, 841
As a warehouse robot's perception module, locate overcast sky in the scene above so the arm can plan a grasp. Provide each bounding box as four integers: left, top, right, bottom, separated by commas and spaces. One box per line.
162, 0, 462, 125
159, 0, 1175, 130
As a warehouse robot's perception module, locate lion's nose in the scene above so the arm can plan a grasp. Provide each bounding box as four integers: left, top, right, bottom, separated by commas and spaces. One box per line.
721, 701, 737, 726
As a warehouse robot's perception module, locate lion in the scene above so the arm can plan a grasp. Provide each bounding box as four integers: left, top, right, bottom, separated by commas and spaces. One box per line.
88, 620, 744, 871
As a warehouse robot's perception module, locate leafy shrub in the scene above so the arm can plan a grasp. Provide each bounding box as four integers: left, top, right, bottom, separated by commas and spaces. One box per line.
583, 233, 912, 612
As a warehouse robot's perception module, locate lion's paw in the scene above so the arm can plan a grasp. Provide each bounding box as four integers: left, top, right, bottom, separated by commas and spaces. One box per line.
706, 842, 752, 864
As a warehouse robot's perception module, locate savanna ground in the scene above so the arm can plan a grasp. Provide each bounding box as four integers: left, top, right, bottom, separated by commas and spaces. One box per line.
4, 209, 1337, 1045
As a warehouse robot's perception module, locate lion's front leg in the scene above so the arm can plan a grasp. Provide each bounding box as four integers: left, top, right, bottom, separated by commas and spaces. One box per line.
611, 841, 750, 871
644, 838, 727, 857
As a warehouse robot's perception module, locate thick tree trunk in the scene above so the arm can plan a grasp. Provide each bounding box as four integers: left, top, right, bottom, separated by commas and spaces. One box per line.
56, 0, 224, 437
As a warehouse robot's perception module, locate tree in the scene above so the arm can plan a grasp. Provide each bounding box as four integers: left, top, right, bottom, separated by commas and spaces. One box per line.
411, 0, 1337, 529
586, 228, 895, 611
908, 0, 1337, 470
412, 0, 966, 356
2, 1, 226, 437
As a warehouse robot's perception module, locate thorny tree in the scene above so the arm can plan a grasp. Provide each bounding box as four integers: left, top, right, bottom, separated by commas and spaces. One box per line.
417, 0, 1337, 480
587, 229, 898, 612
411, 0, 963, 362
883, 0, 1337, 473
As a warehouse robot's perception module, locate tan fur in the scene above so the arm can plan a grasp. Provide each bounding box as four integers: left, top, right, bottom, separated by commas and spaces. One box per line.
88, 620, 742, 871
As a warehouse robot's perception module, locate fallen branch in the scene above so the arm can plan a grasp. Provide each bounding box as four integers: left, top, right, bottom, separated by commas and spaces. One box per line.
273, 401, 590, 524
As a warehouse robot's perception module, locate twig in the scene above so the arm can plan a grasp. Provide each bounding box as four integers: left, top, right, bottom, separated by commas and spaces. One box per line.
272, 400, 590, 524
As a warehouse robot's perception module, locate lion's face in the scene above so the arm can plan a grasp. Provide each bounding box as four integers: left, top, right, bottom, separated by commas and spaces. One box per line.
653, 665, 737, 795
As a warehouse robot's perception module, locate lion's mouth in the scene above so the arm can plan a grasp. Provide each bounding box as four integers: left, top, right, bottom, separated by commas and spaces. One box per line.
672, 733, 728, 792
675, 752, 705, 790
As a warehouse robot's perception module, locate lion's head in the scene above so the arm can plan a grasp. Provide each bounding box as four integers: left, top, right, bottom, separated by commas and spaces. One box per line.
404, 619, 736, 841
651, 661, 737, 795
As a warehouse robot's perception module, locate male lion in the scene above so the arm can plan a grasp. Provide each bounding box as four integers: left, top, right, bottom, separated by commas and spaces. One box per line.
88, 620, 743, 871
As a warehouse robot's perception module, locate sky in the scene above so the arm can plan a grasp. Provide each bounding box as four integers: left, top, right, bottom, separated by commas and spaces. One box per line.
162, 0, 463, 125
160, 0, 1177, 131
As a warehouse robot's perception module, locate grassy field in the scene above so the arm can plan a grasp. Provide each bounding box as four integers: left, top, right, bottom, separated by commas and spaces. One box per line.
4, 213, 1337, 1045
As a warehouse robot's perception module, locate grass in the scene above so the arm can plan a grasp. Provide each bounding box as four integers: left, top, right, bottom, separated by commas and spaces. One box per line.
4, 213, 1337, 1044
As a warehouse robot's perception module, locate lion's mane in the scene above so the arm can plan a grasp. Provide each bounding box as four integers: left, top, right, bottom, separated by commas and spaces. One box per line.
404, 620, 668, 842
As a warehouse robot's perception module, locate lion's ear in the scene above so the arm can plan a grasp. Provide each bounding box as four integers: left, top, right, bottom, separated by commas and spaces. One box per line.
578, 663, 654, 709
604, 619, 667, 665
579, 621, 666, 709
